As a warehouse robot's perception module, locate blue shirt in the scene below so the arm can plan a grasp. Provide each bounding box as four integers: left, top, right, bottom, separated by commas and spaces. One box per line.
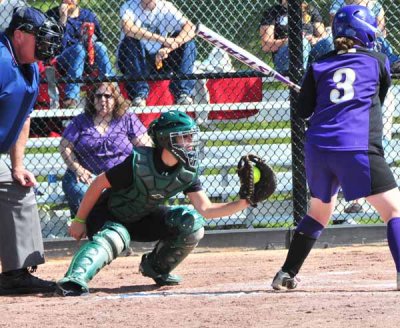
0, 33, 39, 153
260, 4, 323, 39
298, 48, 390, 151
329, 0, 383, 17
46, 7, 103, 50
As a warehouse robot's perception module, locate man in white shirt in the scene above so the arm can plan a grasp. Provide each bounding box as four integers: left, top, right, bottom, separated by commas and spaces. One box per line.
117, 0, 197, 106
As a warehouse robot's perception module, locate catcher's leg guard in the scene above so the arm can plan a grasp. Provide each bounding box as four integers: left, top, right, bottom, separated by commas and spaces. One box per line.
140, 206, 205, 286
56, 221, 130, 296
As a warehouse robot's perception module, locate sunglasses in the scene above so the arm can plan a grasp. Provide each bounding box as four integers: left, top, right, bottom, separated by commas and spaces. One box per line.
94, 93, 113, 100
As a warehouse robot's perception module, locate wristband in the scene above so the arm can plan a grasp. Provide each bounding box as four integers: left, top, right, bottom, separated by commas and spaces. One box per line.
71, 216, 86, 224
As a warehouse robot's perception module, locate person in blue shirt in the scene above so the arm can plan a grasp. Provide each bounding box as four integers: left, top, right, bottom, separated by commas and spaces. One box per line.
47, 0, 115, 108
271, 5, 400, 291
0, 6, 63, 295
118, 0, 197, 107
309, 0, 400, 72
260, 0, 327, 76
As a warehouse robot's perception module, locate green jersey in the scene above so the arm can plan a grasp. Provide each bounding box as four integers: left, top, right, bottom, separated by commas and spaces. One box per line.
108, 147, 198, 222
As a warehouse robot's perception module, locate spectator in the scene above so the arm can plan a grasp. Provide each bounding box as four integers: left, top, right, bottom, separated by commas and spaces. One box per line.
47, 0, 115, 108
0, 0, 26, 32
60, 82, 152, 216
0, 6, 63, 295
329, 0, 385, 31
260, 0, 327, 75
309, 0, 400, 72
118, 0, 197, 106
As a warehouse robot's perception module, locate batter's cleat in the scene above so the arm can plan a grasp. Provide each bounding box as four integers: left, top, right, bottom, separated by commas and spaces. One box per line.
0, 268, 56, 295
139, 254, 182, 286
55, 278, 89, 297
271, 270, 298, 290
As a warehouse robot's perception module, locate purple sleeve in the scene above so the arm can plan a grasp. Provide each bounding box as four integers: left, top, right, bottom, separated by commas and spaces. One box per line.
126, 113, 147, 139
62, 115, 83, 144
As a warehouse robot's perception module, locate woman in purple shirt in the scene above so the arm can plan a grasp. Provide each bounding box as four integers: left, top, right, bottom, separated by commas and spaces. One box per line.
60, 82, 151, 215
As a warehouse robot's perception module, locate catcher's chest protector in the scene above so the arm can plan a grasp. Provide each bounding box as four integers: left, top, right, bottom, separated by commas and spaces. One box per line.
109, 147, 198, 222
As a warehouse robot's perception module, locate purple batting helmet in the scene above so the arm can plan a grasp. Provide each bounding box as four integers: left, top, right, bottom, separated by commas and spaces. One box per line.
332, 5, 379, 49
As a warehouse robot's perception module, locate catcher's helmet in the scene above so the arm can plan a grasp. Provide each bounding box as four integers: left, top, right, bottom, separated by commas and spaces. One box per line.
8, 6, 63, 61
148, 110, 200, 171
332, 5, 378, 49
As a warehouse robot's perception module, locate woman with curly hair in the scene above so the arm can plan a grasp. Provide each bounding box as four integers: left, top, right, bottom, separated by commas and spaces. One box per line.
60, 82, 152, 216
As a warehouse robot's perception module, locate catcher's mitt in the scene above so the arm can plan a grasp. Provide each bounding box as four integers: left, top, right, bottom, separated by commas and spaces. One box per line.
237, 154, 277, 207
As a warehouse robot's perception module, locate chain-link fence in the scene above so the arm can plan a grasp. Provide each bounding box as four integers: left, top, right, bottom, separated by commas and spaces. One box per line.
1, 0, 399, 238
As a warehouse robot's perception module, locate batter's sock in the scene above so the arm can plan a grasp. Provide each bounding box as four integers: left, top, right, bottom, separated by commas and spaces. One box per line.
387, 217, 400, 272
282, 215, 324, 277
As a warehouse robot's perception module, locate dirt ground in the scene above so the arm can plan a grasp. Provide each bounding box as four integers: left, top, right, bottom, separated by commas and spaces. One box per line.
1, 244, 399, 328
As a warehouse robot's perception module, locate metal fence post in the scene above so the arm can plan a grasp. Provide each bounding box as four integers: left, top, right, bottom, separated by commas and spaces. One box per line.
288, 0, 308, 225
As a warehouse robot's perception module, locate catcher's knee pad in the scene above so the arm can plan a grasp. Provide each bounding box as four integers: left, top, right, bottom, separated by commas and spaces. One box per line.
96, 221, 131, 258
146, 227, 205, 276
58, 221, 130, 295
142, 207, 204, 276
175, 227, 205, 248
166, 205, 206, 237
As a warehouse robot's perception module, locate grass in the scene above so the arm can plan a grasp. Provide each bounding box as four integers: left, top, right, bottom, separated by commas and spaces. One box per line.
210, 121, 290, 131
205, 137, 291, 147
25, 146, 58, 154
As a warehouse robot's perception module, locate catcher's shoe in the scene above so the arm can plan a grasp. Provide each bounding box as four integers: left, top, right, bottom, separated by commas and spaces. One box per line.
139, 254, 182, 286
0, 268, 56, 295
55, 278, 89, 297
271, 270, 298, 290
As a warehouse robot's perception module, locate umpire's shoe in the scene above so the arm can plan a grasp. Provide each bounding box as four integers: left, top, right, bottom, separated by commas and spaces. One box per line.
139, 253, 182, 286
0, 268, 56, 295
271, 270, 298, 290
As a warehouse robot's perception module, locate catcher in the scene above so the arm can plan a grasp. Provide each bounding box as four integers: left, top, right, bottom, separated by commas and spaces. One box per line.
56, 110, 276, 296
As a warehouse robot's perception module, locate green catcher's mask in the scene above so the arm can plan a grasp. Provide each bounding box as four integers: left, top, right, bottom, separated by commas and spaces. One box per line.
148, 110, 200, 171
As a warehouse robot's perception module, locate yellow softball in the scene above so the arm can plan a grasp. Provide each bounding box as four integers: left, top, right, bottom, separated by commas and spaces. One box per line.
253, 166, 261, 184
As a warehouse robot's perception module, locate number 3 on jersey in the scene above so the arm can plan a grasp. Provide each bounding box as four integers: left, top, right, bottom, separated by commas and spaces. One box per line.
329, 68, 356, 103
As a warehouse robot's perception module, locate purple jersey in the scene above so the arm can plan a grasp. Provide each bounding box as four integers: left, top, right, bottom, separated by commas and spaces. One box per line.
298, 48, 391, 151
62, 112, 147, 174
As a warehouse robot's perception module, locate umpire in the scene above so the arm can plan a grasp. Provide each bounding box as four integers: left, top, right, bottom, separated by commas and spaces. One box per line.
0, 6, 63, 295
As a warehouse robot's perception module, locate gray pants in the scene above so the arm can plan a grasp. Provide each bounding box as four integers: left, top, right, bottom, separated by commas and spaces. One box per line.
0, 159, 45, 272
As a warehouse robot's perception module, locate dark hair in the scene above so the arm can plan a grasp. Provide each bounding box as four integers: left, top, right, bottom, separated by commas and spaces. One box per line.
84, 82, 130, 119
4, 22, 21, 38
334, 37, 356, 51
